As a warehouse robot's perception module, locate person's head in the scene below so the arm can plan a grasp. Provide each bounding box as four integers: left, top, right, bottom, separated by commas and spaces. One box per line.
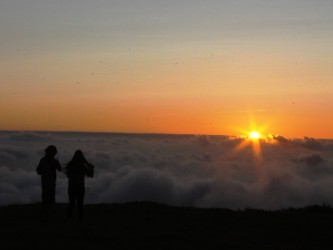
71, 150, 87, 163
45, 145, 57, 158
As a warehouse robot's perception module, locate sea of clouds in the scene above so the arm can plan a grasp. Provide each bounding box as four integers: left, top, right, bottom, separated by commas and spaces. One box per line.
1, 131, 333, 209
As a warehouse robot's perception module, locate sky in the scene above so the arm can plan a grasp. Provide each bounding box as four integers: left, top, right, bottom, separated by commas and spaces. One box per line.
1, 131, 333, 209
1, 0, 333, 138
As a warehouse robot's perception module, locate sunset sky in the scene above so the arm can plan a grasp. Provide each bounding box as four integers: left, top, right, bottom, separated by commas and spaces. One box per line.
1, 0, 333, 138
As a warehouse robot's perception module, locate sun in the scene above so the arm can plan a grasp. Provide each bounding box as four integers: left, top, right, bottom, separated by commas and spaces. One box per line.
249, 131, 261, 140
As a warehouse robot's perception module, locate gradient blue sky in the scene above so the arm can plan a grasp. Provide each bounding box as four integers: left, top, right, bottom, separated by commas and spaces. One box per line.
1, 0, 333, 137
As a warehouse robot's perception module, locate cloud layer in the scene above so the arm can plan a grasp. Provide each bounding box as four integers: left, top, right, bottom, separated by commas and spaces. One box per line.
1, 131, 333, 209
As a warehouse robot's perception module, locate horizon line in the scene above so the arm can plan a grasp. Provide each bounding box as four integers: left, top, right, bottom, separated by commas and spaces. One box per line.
1, 129, 332, 140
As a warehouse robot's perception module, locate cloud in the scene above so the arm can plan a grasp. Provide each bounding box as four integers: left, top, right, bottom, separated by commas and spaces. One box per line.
0, 166, 41, 205
302, 137, 323, 150
8, 131, 51, 142
1, 131, 333, 209
299, 153, 324, 167
273, 135, 289, 144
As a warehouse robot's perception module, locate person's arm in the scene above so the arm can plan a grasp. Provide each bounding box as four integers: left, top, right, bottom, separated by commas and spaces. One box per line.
55, 158, 62, 172
84, 162, 94, 177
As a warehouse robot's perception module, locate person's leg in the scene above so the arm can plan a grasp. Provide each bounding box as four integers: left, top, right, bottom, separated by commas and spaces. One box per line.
67, 188, 76, 219
50, 184, 56, 204
41, 184, 54, 222
78, 187, 85, 221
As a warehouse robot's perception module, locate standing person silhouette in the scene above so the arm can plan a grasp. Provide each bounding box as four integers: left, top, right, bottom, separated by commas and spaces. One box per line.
66, 150, 94, 221
36, 145, 62, 221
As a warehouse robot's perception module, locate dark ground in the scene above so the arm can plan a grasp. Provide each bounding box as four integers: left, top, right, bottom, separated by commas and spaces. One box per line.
1, 202, 333, 250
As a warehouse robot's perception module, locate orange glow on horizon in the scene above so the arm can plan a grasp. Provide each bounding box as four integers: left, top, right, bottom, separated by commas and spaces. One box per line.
1, 91, 333, 138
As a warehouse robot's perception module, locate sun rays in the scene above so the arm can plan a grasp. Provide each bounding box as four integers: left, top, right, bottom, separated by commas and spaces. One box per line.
231, 134, 263, 161
229, 122, 269, 166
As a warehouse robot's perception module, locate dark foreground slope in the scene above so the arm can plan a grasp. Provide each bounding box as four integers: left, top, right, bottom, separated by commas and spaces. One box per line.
1, 203, 333, 250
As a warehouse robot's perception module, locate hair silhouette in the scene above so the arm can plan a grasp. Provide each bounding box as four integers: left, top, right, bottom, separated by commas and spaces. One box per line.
68, 150, 88, 165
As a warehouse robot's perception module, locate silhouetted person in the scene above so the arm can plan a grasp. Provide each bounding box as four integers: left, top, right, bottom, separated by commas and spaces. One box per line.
66, 150, 94, 221
36, 145, 62, 221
